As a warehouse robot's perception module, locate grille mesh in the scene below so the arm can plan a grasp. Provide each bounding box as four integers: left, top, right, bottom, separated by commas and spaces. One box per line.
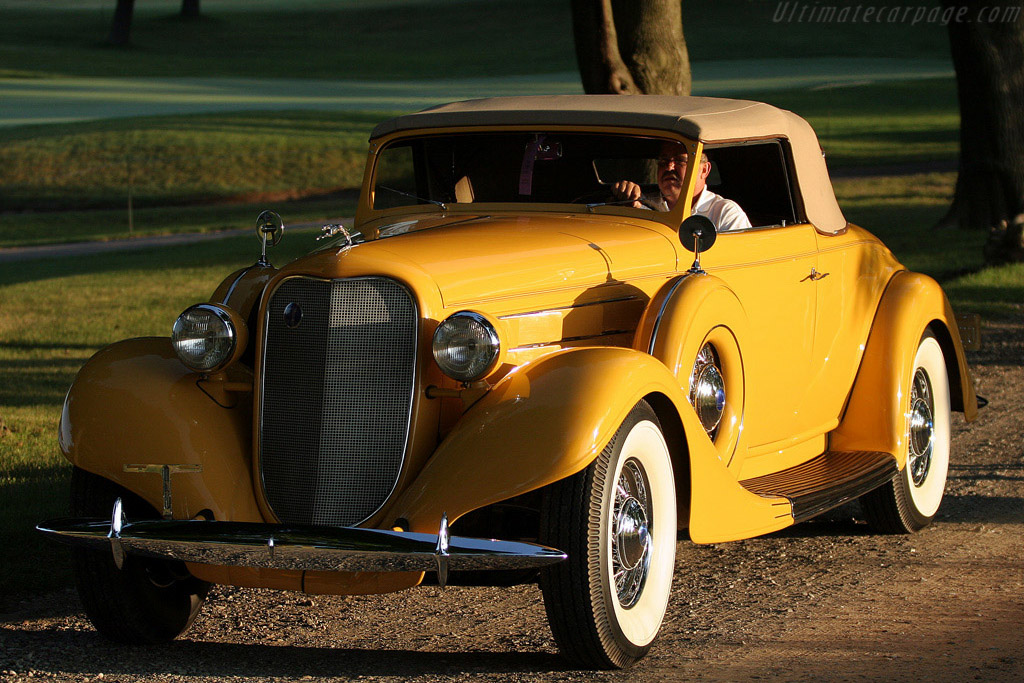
260, 277, 416, 526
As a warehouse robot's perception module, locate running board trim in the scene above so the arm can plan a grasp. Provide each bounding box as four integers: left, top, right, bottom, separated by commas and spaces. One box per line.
740, 451, 898, 523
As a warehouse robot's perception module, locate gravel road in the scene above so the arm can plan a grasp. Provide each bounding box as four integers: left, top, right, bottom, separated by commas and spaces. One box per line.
2, 322, 1021, 683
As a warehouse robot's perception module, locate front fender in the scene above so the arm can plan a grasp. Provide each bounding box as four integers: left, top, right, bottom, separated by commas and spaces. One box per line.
636, 272, 751, 472
831, 271, 978, 464
388, 347, 684, 532
59, 337, 264, 523
387, 346, 790, 543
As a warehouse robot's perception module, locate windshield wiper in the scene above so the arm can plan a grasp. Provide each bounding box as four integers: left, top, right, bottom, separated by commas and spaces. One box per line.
378, 186, 447, 211
586, 198, 640, 211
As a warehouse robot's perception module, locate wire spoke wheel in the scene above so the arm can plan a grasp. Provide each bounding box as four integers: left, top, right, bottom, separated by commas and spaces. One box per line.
908, 368, 935, 486
611, 460, 651, 608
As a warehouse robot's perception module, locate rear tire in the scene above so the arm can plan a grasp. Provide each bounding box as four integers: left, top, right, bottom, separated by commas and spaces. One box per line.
70, 468, 210, 644
539, 401, 676, 668
860, 333, 951, 533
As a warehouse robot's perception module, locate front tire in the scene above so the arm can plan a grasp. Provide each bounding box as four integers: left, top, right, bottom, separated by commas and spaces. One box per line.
70, 468, 210, 644
539, 401, 676, 668
860, 332, 951, 533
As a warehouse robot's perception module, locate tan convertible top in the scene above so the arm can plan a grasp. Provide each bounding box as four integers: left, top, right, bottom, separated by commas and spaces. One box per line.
370, 95, 846, 234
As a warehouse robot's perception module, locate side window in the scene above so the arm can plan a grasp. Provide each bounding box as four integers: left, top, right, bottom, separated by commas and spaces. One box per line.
705, 141, 803, 228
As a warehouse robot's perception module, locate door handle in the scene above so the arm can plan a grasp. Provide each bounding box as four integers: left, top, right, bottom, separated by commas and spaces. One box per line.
802, 268, 830, 282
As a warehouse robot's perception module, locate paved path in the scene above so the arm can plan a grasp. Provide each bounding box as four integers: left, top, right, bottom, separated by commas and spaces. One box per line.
0, 221, 337, 264
0, 228, 252, 264
0, 58, 952, 127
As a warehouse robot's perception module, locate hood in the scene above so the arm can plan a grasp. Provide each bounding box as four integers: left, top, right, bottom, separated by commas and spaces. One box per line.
318, 214, 679, 308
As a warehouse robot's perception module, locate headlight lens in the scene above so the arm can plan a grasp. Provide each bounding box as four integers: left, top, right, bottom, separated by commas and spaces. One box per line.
432, 311, 500, 382
172, 304, 238, 373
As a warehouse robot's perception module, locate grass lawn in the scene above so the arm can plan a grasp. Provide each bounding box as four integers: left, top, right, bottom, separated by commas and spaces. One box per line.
763, 79, 960, 167
833, 172, 983, 280
0, 110, 387, 213
0, 0, 949, 81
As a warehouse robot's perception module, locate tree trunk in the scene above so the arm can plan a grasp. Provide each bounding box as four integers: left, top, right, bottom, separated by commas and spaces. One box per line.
106, 0, 135, 46
611, 0, 690, 95
941, 3, 1024, 264
181, 0, 200, 19
571, 0, 690, 95
571, 0, 638, 94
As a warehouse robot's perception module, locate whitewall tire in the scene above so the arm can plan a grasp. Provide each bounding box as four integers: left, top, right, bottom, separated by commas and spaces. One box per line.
860, 332, 951, 533
540, 400, 676, 668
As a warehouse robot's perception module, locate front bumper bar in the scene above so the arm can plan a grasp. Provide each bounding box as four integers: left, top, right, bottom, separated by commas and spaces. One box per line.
37, 499, 566, 587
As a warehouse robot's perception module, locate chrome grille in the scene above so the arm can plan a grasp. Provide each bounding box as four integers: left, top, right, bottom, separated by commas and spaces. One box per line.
260, 276, 416, 526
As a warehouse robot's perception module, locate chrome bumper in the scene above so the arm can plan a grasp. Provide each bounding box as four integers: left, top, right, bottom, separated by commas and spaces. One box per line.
37, 499, 566, 587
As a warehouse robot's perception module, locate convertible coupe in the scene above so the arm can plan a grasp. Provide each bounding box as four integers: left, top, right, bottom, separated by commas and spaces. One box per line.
39, 95, 978, 669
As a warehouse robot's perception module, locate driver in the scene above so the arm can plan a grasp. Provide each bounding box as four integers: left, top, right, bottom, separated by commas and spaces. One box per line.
611, 144, 751, 231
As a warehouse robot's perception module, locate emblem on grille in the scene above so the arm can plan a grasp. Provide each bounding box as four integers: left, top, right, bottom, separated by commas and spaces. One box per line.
283, 302, 302, 328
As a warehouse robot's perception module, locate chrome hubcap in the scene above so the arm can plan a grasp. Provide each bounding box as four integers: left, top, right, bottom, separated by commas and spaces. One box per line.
690, 344, 726, 438
908, 368, 935, 486
612, 459, 651, 608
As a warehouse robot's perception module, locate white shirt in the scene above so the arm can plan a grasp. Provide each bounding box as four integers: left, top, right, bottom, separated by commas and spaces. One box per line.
691, 189, 751, 231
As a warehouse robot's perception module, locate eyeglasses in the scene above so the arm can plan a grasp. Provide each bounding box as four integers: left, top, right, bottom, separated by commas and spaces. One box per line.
657, 155, 690, 166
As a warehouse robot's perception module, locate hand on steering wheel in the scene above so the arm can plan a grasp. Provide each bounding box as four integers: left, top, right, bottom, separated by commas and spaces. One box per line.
610, 181, 660, 210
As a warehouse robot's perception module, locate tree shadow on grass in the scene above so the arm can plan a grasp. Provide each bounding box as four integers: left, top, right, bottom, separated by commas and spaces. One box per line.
0, 461, 74, 605
0, 355, 89, 407
0, 235, 257, 289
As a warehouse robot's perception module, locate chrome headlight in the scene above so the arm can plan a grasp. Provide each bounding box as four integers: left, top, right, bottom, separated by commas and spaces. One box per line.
432, 311, 500, 382
171, 303, 245, 373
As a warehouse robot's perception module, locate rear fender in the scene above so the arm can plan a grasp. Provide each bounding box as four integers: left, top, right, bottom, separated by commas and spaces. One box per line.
831, 271, 977, 464
59, 338, 263, 523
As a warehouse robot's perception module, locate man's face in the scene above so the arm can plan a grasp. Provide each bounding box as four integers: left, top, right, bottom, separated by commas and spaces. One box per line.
657, 147, 710, 209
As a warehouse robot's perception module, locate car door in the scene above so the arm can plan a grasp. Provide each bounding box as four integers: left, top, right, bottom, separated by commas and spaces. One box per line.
805, 226, 902, 430
702, 222, 820, 457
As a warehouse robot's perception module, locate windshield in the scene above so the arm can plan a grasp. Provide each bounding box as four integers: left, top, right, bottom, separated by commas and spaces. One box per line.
372, 132, 682, 211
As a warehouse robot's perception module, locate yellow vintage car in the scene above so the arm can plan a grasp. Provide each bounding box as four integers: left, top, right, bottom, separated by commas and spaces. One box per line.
40, 95, 978, 669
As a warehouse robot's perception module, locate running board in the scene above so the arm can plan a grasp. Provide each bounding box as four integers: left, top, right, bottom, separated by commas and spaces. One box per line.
740, 451, 898, 523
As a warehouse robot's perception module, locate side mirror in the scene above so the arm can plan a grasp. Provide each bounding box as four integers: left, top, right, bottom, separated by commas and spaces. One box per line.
678, 214, 717, 274
255, 210, 285, 266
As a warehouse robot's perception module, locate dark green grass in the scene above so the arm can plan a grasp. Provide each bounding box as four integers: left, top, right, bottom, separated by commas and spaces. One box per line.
763, 79, 960, 168
833, 173, 985, 280
0, 0, 576, 80
943, 263, 1024, 319
0, 0, 949, 80
0, 110, 388, 212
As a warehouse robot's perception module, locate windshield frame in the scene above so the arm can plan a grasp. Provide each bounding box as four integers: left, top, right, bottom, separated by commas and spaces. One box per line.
355, 125, 702, 236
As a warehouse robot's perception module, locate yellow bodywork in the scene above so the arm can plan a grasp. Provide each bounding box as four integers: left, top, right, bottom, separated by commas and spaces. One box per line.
57, 124, 978, 596
831, 270, 978, 462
